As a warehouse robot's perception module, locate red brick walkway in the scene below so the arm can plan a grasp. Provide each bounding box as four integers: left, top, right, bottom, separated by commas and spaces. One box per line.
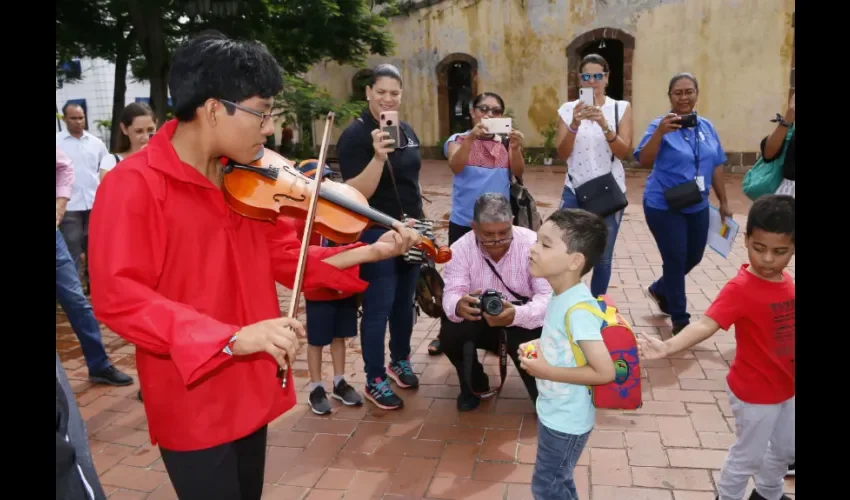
57, 165, 795, 499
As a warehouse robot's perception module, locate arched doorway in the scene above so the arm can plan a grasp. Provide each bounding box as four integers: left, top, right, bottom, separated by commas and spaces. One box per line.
566, 28, 635, 103
437, 53, 479, 139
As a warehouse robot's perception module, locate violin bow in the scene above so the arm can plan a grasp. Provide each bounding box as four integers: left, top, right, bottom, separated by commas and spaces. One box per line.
278, 111, 335, 386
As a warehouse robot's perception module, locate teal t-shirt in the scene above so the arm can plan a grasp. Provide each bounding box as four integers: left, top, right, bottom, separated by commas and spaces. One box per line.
536, 282, 604, 435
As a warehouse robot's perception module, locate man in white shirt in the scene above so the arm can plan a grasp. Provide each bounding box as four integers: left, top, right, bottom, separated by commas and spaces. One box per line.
56, 103, 108, 291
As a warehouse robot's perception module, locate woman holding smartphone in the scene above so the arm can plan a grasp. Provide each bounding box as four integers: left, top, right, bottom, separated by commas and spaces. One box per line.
634, 72, 732, 335
555, 53, 633, 298
426, 92, 526, 356
337, 63, 424, 410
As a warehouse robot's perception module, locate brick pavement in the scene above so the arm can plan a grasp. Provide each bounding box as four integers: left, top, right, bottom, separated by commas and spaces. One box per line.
57, 164, 795, 499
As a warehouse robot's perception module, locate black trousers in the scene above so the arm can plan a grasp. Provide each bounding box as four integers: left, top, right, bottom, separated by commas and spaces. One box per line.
159, 425, 268, 500
440, 317, 541, 402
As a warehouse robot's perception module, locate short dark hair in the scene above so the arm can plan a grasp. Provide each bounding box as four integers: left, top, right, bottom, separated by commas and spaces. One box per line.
368, 63, 403, 87
746, 194, 795, 242
472, 92, 505, 111
168, 30, 283, 122
546, 209, 608, 275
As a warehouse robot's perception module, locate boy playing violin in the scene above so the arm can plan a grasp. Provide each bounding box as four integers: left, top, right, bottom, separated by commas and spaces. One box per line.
87, 31, 418, 499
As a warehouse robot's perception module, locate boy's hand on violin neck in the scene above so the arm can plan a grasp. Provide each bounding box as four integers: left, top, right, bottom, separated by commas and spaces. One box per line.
232, 318, 304, 368
371, 227, 418, 260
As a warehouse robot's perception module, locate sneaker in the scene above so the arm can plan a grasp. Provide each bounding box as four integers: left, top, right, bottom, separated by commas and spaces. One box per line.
457, 392, 481, 412
89, 365, 134, 386
748, 490, 791, 500
365, 377, 403, 410
646, 285, 670, 316
387, 359, 419, 389
331, 378, 363, 406
672, 322, 689, 336
786, 462, 795, 476
308, 385, 333, 415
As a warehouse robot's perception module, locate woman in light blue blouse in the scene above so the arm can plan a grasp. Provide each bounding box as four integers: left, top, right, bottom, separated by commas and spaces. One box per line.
633, 73, 732, 335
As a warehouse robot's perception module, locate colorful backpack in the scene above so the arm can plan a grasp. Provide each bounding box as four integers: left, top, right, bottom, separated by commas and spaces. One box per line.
565, 294, 642, 410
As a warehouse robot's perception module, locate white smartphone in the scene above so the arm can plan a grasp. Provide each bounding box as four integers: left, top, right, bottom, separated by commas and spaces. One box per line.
481, 117, 512, 136
579, 87, 594, 107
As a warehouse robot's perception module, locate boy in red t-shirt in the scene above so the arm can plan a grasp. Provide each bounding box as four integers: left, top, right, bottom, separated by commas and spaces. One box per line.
638, 195, 795, 500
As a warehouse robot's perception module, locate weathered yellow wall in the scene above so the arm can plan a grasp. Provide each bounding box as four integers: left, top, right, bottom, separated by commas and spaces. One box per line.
305, 0, 794, 153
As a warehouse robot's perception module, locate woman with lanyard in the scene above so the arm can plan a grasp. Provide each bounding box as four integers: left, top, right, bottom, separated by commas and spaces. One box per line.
428, 91, 526, 356
634, 72, 732, 335
98, 102, 156, 180
337, 63, 424, 410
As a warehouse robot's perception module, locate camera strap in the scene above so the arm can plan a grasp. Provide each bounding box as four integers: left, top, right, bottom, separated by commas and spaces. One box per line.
481, 258, 530, 394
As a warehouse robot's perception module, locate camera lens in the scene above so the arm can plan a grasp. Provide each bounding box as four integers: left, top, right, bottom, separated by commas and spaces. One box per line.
484, 297, 503, 315
386, 120, 393, 126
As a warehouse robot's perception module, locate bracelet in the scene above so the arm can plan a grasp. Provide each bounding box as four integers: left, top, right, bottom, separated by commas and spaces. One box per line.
567, 124, 579, 134
606, 132, 618, 144
770, 113, 792, 127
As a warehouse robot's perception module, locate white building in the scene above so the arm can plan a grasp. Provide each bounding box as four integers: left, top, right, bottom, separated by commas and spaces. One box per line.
55, 58, 156, 143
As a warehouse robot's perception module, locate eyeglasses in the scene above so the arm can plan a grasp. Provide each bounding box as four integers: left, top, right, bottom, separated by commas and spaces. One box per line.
479, 236, 513, 247
474, 105, 503, 116
580, 72, 608, 82
670, 89, 697, 98
220, 99, 283, 128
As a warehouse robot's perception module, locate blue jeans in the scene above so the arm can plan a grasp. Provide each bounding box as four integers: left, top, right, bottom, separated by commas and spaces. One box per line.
643, 204, 710, 326
358, 227, 421, 382
531, 420, 591, 499
56, 229, 109, 373
560, 186, 623, 297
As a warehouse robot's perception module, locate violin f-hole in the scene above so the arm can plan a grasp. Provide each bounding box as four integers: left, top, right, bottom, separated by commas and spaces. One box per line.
273, 192, 306, 203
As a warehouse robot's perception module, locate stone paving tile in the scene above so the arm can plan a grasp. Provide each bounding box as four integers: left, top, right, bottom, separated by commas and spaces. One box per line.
57, 166, 795, 499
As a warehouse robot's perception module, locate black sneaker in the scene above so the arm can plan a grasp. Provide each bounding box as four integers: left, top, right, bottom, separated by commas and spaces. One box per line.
457, 392, 481, 412
672, 322, 689, 336
89, 365, 134, 386
331, 379, 363, 406
786, 462, 795, 476
387, 359, 419, 389
646, 285, 671, 316
748, 490, 791, 500
308, 385, 333, 415
365, 377, 403, 410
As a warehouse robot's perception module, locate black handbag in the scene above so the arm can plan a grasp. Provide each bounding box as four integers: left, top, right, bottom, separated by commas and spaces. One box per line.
663, 123, 703, 211
574, 101, 628, 217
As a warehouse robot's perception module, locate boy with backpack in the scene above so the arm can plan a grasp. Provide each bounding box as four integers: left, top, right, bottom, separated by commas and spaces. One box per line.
518, 208, 617, 499
638, 194, 795, 500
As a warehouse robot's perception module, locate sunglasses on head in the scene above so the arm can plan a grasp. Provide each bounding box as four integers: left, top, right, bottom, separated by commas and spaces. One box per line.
580, 72, 607, 82
474, 104, 503, 116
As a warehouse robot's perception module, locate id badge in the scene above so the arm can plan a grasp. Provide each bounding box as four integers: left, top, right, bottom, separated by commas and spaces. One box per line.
696, 176, 705, 191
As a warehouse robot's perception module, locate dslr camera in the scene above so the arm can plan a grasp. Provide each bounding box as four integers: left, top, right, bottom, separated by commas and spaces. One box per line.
474, 289, 505, 316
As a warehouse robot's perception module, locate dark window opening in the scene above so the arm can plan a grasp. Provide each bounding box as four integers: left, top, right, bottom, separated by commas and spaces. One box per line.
447, 62, 473, 134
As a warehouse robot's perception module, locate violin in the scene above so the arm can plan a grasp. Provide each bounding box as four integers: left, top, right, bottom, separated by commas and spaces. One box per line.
221, 148, 451, 264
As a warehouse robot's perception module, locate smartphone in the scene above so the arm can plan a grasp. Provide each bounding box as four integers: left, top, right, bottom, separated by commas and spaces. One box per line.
579, 87, 594, 107
379, 110, 400, 147
676, 112, 698, 128
481, 117, 512, 137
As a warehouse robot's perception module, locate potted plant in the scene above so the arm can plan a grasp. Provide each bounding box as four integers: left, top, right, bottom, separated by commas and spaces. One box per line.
541, 121, 558, 166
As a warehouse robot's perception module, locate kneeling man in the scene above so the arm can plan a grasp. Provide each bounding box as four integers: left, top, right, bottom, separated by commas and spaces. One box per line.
440, 193, 552, 411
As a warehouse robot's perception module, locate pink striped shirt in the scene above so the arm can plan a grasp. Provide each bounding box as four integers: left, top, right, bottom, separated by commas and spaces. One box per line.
442, 226, 552, 329
56, 146, 74, 200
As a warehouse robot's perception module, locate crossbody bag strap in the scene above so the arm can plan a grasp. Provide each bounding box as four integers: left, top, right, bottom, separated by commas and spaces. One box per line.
482, 258, 530, 304
609, 100, 619, 164
359, 116, 407, 219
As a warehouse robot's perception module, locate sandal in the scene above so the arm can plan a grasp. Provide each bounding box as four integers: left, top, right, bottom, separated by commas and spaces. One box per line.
428, 338, 442, 356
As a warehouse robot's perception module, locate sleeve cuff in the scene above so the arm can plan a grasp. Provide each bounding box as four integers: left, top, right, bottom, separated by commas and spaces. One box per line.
443, 294, 462, 323
56, 187, 72, 199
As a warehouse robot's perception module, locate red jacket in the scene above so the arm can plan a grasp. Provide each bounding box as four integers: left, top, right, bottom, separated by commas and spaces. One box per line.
290, 218, 360, 301
88, 120, 368, 451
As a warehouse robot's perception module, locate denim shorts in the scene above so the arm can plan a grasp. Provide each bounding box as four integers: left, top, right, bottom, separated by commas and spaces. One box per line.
531, 420, 591, 499
304, 295, 359, 347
